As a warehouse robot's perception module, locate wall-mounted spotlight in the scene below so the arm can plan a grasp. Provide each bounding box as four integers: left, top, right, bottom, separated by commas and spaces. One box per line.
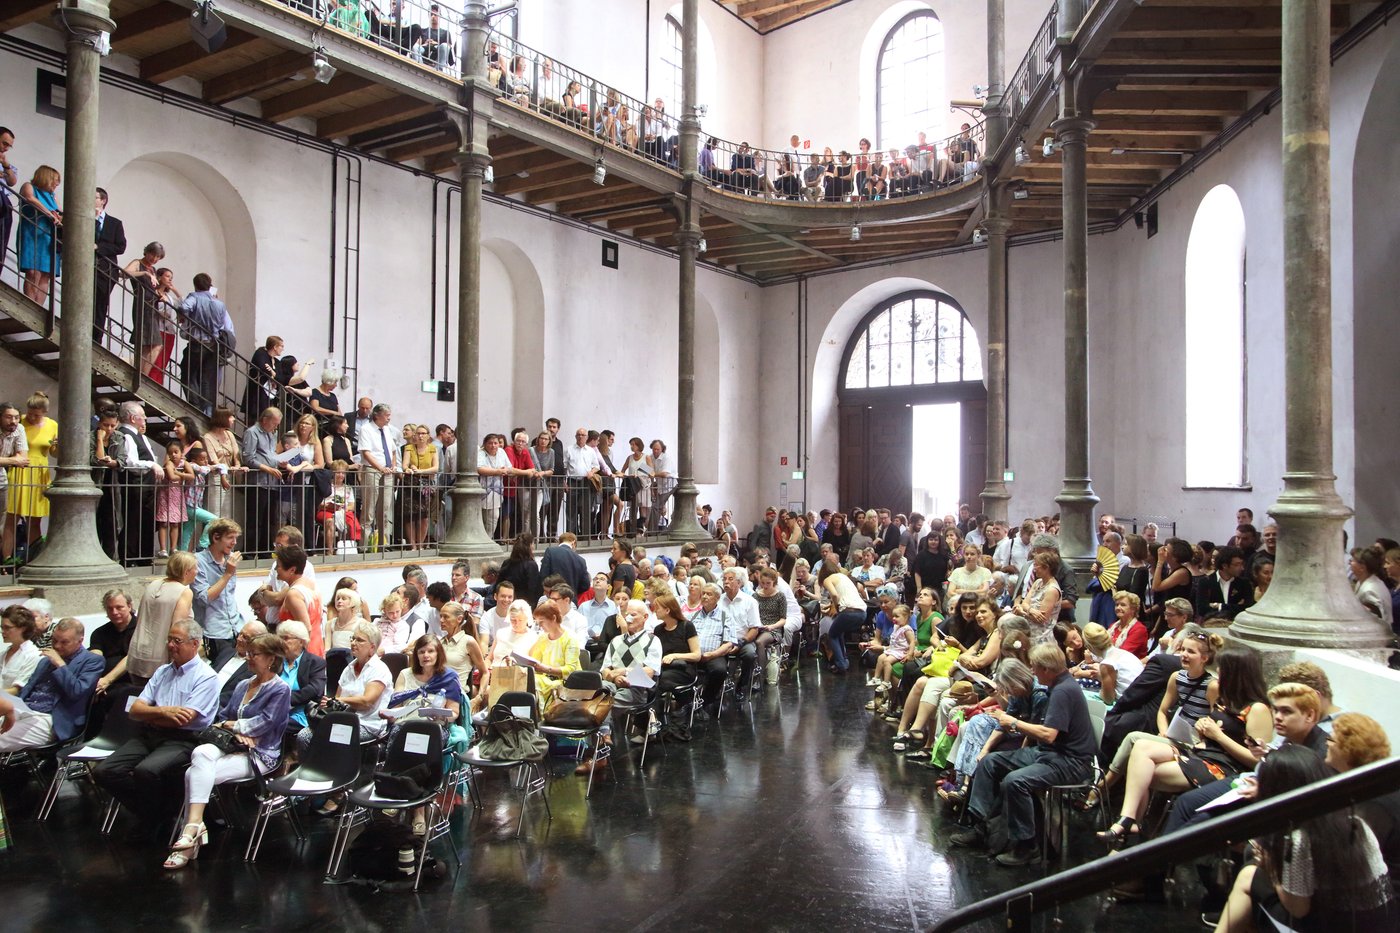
312, 48, 336, 84
850, 225, 861, 242
483, 165, 494, 184
1011, 186, 1029, 200
1042, 136, 1056, 158
593, 159, 606, 185
697, 237, 707, 253
972, 84, 987, 98
190, 1, 227, 53
972, 228, 988, 245
1014, 144, 1030, 165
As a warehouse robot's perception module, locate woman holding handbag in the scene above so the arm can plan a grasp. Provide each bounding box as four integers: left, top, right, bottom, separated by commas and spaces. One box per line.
165, 634, 290, 869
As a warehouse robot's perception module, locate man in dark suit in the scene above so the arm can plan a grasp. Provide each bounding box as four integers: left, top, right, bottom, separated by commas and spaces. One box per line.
0, 127, 17, 272
1193, 545, 1253, 621
1, 619, 104, 752
545, 417, 566, 537
540, 531, 590, 595
93, 186, 127, 342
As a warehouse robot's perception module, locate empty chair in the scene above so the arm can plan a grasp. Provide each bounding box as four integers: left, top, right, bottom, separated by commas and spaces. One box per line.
328, 720, 456, 889
245, 712, 362, 862
39, 686, 138, 823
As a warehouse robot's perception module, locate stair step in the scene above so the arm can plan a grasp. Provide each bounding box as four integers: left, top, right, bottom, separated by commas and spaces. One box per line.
0, 318, 32, 337
2, 337, 58, 354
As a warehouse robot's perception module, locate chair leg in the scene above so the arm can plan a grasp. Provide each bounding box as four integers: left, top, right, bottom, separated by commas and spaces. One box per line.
37, 763, 68, 821
327, 803, 357, 876
100, 797, 120, 835
515, 765, 530, 838
534, 761, 552, 821
246, 801, 272, 863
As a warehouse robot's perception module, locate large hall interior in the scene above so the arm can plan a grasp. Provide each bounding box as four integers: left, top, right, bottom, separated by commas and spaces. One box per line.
0, 0, 1398, 930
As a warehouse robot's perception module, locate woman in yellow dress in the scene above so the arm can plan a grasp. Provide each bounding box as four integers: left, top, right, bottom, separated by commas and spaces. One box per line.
5, 391, 57, 559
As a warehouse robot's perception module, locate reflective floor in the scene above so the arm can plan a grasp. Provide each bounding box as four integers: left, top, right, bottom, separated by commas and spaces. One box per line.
1, 664, 1209, 932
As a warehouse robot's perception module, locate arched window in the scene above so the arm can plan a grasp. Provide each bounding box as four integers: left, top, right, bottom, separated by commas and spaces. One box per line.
1184, 184, 1247, 487
843, 292, 982, 390
661, 14, 683, 116
875, 11, 945, 150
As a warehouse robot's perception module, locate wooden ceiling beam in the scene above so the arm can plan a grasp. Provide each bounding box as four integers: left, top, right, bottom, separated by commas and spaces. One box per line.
1116, 6, 1348, 39
487, 135, 540, 159
1087, 132, 1204, 152
1112, 76, 1279, 92
492, 149, 578, 178
603, 208, 672, 228
202, 50, 308, 105
555, 187, 669, 214
1093, 90, 1248, 117
140, 34, 261, 84
260, 74, 375, 123
631, 220, 679, 239
1089, 116, 1225, 135
318, 98, 436, 139
1, 0, 60, 32
493, 164, 591, 196
386, 132, 458, 163
1018, 166, 1164, 186
111, 5, 191, 53
754, 0, 842, 31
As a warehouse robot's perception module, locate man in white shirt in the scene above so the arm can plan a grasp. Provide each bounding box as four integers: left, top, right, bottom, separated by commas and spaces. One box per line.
481, 580, 515, 642
563, 427, 601, 539
647, 438, 675, 533
546, 584, 590, 646
357, 403, 401, 544
720, 568, 763, 697
994, 519, 1036, 583
116, 400, 164, 563
0, 401, 29, 562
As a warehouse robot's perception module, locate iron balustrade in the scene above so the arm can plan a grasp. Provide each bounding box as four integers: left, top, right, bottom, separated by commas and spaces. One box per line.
1005, 2, 1059, 128
928, 755, 1400, 932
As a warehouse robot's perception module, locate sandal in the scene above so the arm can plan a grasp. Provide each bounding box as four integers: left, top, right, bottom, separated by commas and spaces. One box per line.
171, 822, 207, 851
163, 849, 198, 870
904, 749, 932, 762
891, 729, 926, 751
1096, 817, 1139, 848
937, 780, 969, 805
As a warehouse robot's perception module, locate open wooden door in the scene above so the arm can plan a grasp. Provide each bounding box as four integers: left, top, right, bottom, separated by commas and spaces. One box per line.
839, 400, 913, 514
960, 397, 988, 513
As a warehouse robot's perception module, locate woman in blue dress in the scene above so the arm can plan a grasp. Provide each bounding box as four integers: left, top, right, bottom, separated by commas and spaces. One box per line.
17, 164, 61, 305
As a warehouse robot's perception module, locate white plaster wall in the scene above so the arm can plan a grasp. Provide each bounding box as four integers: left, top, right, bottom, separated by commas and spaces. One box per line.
760, 0, 1055, 150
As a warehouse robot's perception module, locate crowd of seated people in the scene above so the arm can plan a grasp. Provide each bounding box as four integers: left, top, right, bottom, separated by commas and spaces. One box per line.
1, 494, 1397, 929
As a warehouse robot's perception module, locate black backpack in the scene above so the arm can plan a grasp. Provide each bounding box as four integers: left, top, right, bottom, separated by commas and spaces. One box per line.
346, 818, 423, 884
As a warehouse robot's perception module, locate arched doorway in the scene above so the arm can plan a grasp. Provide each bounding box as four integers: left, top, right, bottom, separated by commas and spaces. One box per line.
838, 290, 986, 516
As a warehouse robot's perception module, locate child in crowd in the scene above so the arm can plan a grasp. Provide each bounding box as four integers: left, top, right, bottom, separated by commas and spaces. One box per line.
866, 604, 913, 712
179, 445, 217, 551
376, 592, 409, 655
155, 440, 193, 558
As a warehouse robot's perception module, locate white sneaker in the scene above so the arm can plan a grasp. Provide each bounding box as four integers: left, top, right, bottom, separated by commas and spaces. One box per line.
865, 677, 880, 687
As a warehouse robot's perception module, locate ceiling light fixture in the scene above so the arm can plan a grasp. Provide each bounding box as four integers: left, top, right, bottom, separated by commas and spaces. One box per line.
593, 159, 606, 185
189, 1, 227, 53
312, 47, 336, 84
698, 237, 707, 253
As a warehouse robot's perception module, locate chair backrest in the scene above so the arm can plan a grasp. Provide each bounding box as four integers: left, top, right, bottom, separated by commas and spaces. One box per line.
88, 685, 141, 748
324, 648, 351, 692
299, 711, 362, 784
561, 670, 603, 693
383, 720, 444, 782
492, 690, 539, 725
382, 652, 409, 685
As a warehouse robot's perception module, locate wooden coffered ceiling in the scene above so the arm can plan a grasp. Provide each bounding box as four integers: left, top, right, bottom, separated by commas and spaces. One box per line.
720, 1, 848, 34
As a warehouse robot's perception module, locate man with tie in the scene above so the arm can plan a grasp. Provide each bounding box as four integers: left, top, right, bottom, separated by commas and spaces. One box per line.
116, 401, 163, 563
357, 403, 401, 545
93, 186, 127, 343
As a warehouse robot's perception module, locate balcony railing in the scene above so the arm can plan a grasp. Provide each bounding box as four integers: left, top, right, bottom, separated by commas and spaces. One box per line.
1006, 2, 1059, 128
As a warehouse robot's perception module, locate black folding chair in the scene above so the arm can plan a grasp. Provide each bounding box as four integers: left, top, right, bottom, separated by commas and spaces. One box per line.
38, 686, 138, 823
537, 671, 614, 798
458, 691, 552, 837
246, 712, 362, 862
329, 720, 457, 889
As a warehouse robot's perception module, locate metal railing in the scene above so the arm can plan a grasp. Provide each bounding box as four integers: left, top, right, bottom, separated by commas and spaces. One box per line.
0, 466, 679, 584
930, 755, 1400, 932
1006, 2, 1059, 127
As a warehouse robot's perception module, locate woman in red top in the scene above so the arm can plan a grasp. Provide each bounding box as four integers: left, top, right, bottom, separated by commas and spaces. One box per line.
1107, 592, 1150, 659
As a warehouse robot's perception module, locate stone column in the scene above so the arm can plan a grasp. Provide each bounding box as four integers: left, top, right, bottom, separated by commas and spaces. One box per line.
665, 0, 706, 543
978, 0, 1011, 523
439, 10, 501, 560
1051, 108, 1100, 575
19, 1, 128, 597
1230, 0, 1391, 651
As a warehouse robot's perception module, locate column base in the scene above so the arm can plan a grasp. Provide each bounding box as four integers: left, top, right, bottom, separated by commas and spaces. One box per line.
1054, 479, 1100, 578
17, 478, 128, 590
665, 481, 707, 543
1229, 485, 1394, 652
438, 480, 504, 559
978, 481, 1011, 524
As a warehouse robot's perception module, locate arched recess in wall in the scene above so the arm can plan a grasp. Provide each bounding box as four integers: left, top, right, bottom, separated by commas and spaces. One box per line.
857, 1, 937, 144
1352, 32, 1400, 539
693, 290, 721, 484
656, 4, 717, 124
104, 152, 257, 351
1183, 184, 1246, 489
810, 275, 954, 510
481, 238, 546, 433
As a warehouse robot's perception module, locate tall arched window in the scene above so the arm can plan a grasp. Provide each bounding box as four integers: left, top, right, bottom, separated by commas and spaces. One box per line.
1184, 184, 1247, 487
843, 292, 982, 390
876, 11, 945, 150
661, 14, 683, 116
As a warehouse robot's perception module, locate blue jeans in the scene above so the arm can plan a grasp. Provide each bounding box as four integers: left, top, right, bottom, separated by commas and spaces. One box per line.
828, 609, 866, 671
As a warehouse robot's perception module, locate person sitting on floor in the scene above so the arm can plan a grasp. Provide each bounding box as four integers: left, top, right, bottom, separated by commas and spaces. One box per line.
950, 643, 1096, 866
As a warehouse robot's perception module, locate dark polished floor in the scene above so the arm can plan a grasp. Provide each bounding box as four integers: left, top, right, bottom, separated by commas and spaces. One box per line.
1, 663, 1209, 933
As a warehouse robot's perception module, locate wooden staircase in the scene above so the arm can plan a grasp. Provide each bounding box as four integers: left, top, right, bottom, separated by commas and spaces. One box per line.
0, 278, 212, 441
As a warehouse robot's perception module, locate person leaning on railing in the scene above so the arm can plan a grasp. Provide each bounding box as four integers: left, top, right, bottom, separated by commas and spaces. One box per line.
410, 4, 456, 72
16, 164, 61, 306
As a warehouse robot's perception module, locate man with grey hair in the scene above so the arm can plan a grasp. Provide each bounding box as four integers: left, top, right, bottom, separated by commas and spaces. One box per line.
691, 582, 737, 715
0, 618, 103, 751
217, 619, 269, 705
116, 400, 162, 563
22, 596, 54, 649
357, 402, 401, 544
951, 643, 1095, 866
241, 406, 284, 558
719, 567, 762, 697
94, 617, 218, 832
